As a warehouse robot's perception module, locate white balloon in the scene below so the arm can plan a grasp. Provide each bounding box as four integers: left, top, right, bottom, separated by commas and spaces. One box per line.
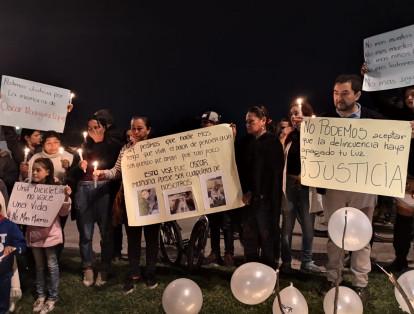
162, 278, 203, 314
323, 286, 363, 314
273, 283, 308, 314
230, 262, 276, 305
328, 207, 372, 251
395, 270, 414, 313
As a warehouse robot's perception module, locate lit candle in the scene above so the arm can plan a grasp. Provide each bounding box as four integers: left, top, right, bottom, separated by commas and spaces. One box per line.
59, 147, 64, 156
23, 147, 30, 163
92, 161, 99, 188
311, 114, 316, 118
296, 97, 303, 116
15, 126, 20, 131
70, 92, 75, 104
83, 131, 88, 143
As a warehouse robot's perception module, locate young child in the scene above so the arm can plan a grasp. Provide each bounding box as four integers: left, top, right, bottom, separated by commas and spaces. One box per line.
26, 158, 71, 313
0, 203, 26, 314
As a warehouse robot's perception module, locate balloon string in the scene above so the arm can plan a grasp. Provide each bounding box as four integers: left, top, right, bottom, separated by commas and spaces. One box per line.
376, 263, 414, 314
334, 210, 347, 314
275, 270, 285, 314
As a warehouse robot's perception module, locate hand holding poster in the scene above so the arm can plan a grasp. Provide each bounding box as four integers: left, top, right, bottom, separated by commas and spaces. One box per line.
0, 76, 70, 132
363, 24, 414, 91
7, 182, 66, 227
122, 124, 244, 226
300, 117, 411, 197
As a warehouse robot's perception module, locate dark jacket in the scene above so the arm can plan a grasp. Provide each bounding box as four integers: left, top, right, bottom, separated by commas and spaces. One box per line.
0, 216, 26, 275
237, 132, 284, 208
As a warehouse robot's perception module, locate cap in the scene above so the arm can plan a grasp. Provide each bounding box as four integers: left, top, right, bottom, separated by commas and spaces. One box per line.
201, 111, 221, 124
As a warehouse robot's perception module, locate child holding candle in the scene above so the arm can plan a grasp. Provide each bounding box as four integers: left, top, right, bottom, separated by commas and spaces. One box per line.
70, 115, 122, 287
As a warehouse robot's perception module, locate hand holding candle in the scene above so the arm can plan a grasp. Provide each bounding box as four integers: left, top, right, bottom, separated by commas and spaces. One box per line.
92, 161, 99, 188
77, 148, 87, 173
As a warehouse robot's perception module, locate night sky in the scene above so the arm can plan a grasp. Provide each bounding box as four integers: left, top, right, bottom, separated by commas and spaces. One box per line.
0, 1, 411, 141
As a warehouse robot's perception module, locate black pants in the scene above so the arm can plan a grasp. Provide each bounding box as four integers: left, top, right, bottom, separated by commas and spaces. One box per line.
126, 223, 160, 279
242, 199, 280, 268
0, 272, 11, 314
393, 213, 414, 265
113, 223, 123, 257
208, 212, 234, 255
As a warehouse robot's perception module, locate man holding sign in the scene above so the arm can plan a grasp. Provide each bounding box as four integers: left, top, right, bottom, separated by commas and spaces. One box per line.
319, 74, 383, 300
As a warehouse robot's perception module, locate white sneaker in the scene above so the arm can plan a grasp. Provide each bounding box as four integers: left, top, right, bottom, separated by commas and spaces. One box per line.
301, 261, 322, 273
33, 297, 46, 313
40, 300, 56, 314
83, 268, 94, 287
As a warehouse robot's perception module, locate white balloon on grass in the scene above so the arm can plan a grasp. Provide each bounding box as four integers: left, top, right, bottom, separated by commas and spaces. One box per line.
394, 270, 414, 313
231, 262, 276, 305
328, 207, 372, 251
272, 283, 308, 314
162, 278, 203, 314
323, 286, 363, 314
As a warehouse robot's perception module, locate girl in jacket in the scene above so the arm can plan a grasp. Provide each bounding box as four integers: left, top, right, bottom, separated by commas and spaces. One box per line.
26, 158, 71, 314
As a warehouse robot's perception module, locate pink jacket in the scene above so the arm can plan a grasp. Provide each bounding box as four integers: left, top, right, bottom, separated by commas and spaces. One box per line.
26, 199, 71, 248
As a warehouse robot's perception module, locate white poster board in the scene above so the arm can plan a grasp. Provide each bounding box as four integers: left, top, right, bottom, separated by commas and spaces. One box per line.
300, 117, 411, 197
0, 76, 70, 132
363, 24, 414, 91
7, 182, 66, 227
122, 124, 244, 226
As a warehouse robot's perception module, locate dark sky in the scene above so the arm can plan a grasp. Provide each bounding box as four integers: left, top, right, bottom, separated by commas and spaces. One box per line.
0, 1, 412, 141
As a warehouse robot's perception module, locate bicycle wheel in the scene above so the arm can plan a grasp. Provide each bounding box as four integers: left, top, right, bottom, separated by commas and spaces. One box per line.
159, 221, 183, 265
187, 217, 209, 271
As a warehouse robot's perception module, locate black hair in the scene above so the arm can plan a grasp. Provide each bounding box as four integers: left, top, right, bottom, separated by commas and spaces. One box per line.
130, 116, 151, 129
42, 131, 61, 146
20, 129, 40, 144
247, 105, 275, 134
289, 99, 314, 117
32, 157, 55, 185
334, 74, 362, 93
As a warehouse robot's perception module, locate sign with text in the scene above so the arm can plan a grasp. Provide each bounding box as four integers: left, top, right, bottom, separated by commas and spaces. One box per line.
300, 117, 411, 197
122, 124, 244, 226
0, 76, 70, 132
363, 24, 414, 91
7, 182, 66, 227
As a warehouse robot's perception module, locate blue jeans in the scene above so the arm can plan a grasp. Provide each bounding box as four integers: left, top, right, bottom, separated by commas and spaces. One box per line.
75, 181, 113, 270
0, 271, 12, 313
32, 246, 59, 301
281, 176, 315, 264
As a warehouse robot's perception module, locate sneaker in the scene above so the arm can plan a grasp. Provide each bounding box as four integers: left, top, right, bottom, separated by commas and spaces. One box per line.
33, 297, 46, 313
223, 253, 235, 267
95, 271, 108, 287
82, 268, 94, 287
9, 288, 22, 312
204, 252, 220, 264
123, 275, 141, 295
39, 300, 56, 314
145, 277, 158, 290
353, 286, 369, 305
301, 261, 322, 273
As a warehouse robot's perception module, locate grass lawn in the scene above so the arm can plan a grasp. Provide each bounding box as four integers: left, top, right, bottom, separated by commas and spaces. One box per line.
13, 248, 406, 314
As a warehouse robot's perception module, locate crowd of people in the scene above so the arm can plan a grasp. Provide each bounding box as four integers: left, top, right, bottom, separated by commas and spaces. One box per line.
0, 72, 413, 313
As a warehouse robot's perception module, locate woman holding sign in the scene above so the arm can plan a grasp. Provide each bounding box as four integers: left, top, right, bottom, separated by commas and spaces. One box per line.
94, 116, 160, 293
237, 105, 284, 268
25, 158, 71, 314
280, 100, 321, 273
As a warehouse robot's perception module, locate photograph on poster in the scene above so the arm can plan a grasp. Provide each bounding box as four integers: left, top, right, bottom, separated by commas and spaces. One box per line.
137, 187, 159, 216
165, 188, 197, 215
206, 176, 226, 208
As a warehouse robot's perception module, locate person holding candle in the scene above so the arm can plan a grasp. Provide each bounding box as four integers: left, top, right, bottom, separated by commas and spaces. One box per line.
94, 116, 160, 292
280, 99, 321, 274
70, 115, 122, 287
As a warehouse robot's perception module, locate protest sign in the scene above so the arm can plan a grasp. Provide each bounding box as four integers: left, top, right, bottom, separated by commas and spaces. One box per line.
7, 182, 66, 227
300, 117, 411, 197
0, 75, 70, 132
363, 24, 414, 91
122, 124, 244, 226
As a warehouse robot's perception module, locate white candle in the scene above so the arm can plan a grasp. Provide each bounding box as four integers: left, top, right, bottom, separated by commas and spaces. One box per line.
296, 97, 303, 116
59, 147, 64, 156
70, 92, 75, 104
93, 161, 99, 188
83, 131, 88, 143
23, 147, 30, 163
77, 148, 83, 161
311, 114, 316, 118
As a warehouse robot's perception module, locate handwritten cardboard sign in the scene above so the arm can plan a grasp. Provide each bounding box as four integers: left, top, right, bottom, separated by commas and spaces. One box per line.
7, 182, 66, 227
363, 24, 414, 91
0, 76, 70, 132
300, 117, 411, 197
122, 124, 244, 226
